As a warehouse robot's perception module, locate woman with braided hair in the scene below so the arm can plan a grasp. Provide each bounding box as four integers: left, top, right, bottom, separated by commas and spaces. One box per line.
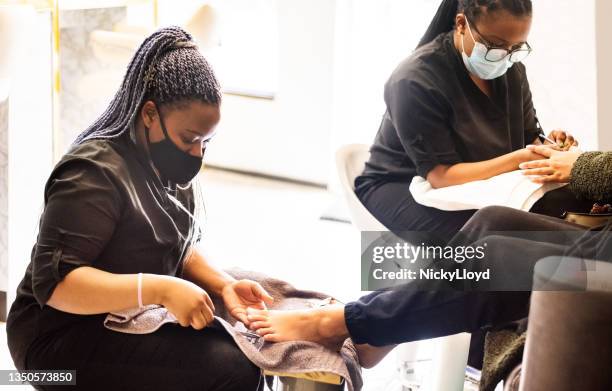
355, 0, 585, 242
7, 26, 271, 390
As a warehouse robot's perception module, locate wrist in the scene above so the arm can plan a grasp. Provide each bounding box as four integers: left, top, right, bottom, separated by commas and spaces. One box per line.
142, 274, 172, 306
219, 278, 237, 297
512, 149, 528, 167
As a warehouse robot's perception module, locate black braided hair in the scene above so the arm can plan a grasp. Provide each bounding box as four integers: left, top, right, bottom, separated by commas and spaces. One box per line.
73, 26, 222, 145
417, 0, 532, 48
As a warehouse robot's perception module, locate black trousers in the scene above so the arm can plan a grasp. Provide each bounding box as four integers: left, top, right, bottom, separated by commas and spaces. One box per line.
358, 181, 593, 243
344, 206, 586, 350
25, 316, 263, 391
357, 180, 476, 243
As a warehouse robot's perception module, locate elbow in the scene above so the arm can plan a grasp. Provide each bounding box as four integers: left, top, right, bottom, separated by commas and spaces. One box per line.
426, 166, 451, 189
44, 287, 62, 310
32, 280, 54, 310
428, 178, 446, 189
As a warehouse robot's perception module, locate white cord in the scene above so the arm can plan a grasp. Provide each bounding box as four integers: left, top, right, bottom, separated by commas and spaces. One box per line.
137, 272, 144, 308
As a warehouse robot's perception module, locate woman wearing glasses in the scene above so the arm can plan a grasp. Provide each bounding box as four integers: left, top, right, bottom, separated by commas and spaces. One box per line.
355, 0, 579, 242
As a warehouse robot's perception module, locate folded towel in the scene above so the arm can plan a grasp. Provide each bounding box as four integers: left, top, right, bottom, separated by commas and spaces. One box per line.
409, 170, 567, 212
104, 304, 177, 334
104, 268, 362, 391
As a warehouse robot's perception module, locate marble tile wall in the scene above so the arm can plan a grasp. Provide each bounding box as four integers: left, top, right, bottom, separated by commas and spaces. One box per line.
59, 7, 127, 152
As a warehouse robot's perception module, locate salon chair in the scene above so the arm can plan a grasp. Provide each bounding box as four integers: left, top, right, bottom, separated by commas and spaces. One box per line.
335, 144, 388, 231
516, 256, 612, 390
336, 145, 471, 391
489, 258, 612, 391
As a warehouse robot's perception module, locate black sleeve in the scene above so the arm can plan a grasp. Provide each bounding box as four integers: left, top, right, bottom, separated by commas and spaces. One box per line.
31, 159, 123, 308
385, 78, 462, 178
518, 64, 541, 144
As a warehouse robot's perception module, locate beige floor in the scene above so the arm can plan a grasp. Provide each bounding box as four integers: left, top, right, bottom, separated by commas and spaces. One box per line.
0, 168, 401, 390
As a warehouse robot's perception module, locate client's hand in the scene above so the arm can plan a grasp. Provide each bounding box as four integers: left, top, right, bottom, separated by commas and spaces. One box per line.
545, 130, 578, 151
519, 145, 582, 184
160, 277, 216, 330
222, 280, 274, 326
514, 146, 551, 166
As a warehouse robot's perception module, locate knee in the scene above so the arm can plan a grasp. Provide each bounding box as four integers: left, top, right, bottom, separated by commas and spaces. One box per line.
463, 206, 518, 231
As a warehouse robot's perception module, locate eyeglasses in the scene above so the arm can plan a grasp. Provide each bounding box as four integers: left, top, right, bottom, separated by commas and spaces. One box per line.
467, 17, 532, 63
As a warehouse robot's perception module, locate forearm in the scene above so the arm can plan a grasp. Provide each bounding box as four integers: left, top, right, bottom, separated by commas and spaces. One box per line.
427, 150, 524, 188
182, 247, 236, 297
46, 266, 169, 315
569, 152, 612, 201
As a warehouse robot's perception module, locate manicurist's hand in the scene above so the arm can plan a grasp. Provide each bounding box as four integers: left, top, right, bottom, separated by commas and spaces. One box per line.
519, 144, 582, 184
545, 130, 578, 151
222, 280, 274, 326
158, 276, 216, 330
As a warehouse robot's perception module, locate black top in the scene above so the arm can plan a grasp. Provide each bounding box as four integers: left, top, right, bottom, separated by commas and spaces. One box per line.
355, 31, 541, 194
6, 128, 199, 370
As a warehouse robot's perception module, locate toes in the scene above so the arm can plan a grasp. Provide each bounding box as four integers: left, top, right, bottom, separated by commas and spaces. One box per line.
256, 327, 275, 336
249, 321, 271, 330
263, 333, 280, 343
246, 312, 268, 322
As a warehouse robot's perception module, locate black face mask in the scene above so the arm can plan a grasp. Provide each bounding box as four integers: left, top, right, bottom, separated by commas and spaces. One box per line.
145, 109, 204, 184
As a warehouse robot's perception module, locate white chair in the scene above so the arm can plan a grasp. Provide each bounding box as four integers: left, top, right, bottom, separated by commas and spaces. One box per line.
335, 144, 471, 391
335, 144, 387, 231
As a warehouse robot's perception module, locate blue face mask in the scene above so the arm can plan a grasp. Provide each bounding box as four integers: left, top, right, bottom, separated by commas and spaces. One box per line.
461, 19, 514, 80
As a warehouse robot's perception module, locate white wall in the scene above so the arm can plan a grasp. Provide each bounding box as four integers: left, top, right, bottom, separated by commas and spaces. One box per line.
596, 0, 612, 150
204, 0, 337, 185
6, 11, 54, 306
524, 0, 598, 151
330, 0, 441, 150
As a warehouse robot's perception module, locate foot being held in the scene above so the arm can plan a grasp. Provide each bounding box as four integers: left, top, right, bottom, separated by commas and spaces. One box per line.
246, 304, 349, 350
247, 305, 398, 368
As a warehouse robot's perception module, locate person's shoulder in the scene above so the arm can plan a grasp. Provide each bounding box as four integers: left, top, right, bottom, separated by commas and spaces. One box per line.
510, 61, 527, 77
65, 136, 127, 163
386, 32, 456, 91
49, 137, 131, 185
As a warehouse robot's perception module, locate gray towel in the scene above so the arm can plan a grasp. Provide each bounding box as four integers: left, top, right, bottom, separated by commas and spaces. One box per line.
103, 268, 363, 391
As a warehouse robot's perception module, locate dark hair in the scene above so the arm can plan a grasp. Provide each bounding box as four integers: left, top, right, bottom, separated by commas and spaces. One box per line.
417, 0, 532, 48
74, 26, 222, 145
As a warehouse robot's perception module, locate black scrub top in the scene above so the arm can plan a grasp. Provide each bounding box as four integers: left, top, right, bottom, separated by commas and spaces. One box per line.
355, 31, 541, 194
6, 127, 200, 370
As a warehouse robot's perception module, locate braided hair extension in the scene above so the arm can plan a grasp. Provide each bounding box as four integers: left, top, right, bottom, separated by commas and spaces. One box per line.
73, 26, 221, 146
417, 0, 532, 48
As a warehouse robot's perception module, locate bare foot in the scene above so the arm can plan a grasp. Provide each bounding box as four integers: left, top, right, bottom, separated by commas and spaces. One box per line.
354, 343, 397, 369
246, 304, 349, 350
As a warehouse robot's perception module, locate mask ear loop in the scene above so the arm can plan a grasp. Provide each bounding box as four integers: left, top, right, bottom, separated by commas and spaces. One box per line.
153, 101, 172, 141
464, 17, 477, 44
461, 16, 476, 56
